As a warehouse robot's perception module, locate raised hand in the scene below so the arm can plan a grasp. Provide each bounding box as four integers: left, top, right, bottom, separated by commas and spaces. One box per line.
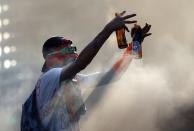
131, 23, 152, 43
142, 23, 152, 38
106, 11, 137, 33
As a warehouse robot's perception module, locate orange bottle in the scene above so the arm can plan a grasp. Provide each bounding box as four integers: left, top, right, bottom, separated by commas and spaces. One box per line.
115, 13, 128, 49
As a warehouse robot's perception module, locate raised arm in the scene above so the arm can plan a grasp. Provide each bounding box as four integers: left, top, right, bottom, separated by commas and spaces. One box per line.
60, 12, 137, 82
76, 44, 132, 86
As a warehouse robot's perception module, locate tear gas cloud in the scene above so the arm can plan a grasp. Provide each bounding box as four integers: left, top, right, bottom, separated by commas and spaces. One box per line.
0, 0, 194, 130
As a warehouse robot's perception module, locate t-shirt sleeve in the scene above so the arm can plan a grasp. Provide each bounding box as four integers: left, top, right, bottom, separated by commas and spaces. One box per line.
76, 72, 104, 83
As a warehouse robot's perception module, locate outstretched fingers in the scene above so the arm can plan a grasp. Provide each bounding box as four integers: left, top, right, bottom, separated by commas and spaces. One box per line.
143, 23, 151, 32
122, 14, 136, 20
142, 23, 151, 36
115, 11, 126, 17
144, 33, 152, 37
120, 11, 126, 16
122, 14, 137, 26
114, 12, 137, 31
124, 20, 137, 24
146, 25, 151, 31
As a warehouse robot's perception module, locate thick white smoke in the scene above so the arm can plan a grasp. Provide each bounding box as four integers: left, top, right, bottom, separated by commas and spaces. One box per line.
79, 0, 194, 130
0, 0, 194, 131
80, 34, 194, 131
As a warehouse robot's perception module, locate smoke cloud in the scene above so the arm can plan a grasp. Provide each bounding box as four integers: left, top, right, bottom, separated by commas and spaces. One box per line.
81, 41, 194, 131
0, 0, 194, 130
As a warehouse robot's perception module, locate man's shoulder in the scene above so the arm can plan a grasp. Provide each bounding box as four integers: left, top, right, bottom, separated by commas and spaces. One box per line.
42, 68, 63, 78
38, 67, 63, 85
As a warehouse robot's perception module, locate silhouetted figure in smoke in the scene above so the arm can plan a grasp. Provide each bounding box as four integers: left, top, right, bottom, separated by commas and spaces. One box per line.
21, 11, 151, 131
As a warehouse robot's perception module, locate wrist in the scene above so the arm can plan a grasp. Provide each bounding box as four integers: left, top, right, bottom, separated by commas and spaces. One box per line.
104, 23, 114, 34
132, 35, 143, 44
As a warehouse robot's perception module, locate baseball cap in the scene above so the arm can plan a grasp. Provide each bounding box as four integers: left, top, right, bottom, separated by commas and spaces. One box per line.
42, 36, 73, 59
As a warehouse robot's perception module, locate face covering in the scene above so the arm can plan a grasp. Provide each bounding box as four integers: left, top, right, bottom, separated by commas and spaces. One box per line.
45, 46, 78, 68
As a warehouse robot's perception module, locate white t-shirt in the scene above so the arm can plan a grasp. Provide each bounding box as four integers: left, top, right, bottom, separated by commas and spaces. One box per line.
35, 68, 101, 131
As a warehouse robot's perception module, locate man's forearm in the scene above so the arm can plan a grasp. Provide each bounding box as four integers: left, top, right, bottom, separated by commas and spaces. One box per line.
94, 43, 133, 86
75, 26, 112, 69
112, 43, 132, 72
60, 26, 113, 81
